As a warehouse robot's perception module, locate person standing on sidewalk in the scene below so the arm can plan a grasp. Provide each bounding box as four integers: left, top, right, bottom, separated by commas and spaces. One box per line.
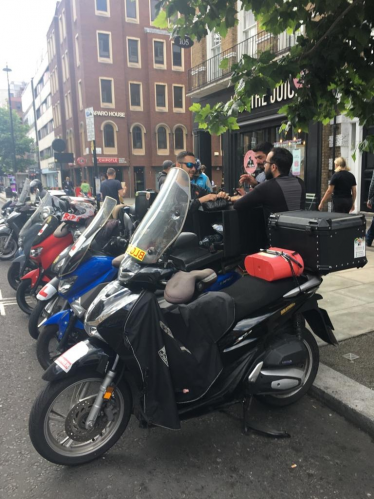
318, 157, 356, 213
157, 160, 173, 191
365, 171, 374, 246
100, 167, 126, 204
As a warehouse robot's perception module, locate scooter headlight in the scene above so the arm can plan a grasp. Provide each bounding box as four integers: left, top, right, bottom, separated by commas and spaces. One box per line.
30, 247, 43, 257
84, 324, 106, 342
58, 276, 78, 293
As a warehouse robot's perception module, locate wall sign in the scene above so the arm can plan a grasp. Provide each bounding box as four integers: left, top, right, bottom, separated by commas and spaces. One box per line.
94, 111, 126, 118
97, 157, 119, 164
251, 81, 295, 110
173, 36, 194, 49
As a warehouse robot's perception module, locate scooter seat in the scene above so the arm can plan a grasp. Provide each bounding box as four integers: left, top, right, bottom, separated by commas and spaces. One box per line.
112, 253, 126, 268
223, 274, 306, 322
164, 269, 217, 304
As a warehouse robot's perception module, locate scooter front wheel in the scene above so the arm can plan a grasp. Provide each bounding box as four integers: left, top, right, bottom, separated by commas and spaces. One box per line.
16, 279, 42, 315
7, 262, 36, 291
28, 296, 67, 340
29, 369, 132, 466
0, 235, 17, 260
36, 325, 88, 370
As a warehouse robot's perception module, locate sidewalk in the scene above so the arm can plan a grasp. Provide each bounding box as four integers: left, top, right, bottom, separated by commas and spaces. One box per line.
0, 191, 135, 205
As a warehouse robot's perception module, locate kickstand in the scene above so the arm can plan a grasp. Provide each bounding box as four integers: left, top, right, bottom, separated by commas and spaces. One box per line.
242, 397, 290, 439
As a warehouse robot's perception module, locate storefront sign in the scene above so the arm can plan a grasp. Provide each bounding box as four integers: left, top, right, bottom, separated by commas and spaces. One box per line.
292, 149, 301, 176
76, 157, 87, 166
174, 36, 194, 49
97, 157, 119, 164
94, 111, 126, 118
85, 107, 95, 141
251, 81, 295, 110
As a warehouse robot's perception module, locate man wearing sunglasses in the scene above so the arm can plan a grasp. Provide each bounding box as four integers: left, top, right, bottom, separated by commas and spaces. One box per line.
233, 147, 305, 217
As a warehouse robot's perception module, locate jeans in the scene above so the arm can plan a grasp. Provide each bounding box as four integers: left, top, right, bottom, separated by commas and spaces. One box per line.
366, 217, 374, 245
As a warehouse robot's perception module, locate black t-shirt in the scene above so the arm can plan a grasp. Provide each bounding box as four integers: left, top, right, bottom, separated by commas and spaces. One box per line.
234, 175, 305, 218
100, 179, 122, 204
330, 170, 356, 198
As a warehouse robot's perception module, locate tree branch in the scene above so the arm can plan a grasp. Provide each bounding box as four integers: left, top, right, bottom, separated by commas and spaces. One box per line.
300, 0, 364, 60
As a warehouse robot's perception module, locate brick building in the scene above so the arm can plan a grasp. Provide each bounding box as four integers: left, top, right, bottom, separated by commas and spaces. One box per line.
189, 12, 368, 211
46, 0, 193, 196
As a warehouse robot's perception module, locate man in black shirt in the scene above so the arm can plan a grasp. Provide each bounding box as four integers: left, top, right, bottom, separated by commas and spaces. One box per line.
233, 147, 305, 217
100, 168, 126, 204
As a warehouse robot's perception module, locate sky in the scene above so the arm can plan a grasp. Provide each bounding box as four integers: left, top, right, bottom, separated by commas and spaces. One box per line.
0, 0, 57, 89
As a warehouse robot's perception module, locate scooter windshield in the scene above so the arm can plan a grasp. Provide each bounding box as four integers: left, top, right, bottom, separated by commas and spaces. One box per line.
17, 178, 31, 205
121, 168, 190, 268
59, 196, 117, 277
19, 192, 53, 239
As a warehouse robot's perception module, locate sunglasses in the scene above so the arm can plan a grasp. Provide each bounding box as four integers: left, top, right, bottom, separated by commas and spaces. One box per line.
180, 162, 197, 169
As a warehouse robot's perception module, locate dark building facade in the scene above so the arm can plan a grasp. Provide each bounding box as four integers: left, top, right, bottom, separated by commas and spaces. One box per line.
47, 0, 193, 195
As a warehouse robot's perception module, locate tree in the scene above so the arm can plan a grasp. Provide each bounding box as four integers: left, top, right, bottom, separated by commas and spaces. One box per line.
0, 107, 36, 173
156, 0, 374, 151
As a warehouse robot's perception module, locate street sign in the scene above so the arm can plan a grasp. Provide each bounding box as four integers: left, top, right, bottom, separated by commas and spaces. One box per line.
54, 152, 74, 163
76, 157, 87, 166
173, 36, 194, 49
85, 107, 95, 142
52, 138, 66, 152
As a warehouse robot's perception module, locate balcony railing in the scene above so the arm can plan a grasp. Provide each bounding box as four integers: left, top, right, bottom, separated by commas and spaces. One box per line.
188, 30, 297, 93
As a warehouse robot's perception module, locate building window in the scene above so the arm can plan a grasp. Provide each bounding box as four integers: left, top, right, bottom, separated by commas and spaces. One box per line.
173, 85, 184, 111
129, 82, 142, 110
104, 123, 115, 148
155, 84, 167, 110
61, 54, 66, 81
100, 78, 114, 107
65, 94, 69, 119
95, 0, 110, 15
172, 43, 182, 69
62, 10, 67, 38
127, 38, 140, 67
65, 51, 69, 79
75, 35, 80, 66
133, 126, 142, 149
150, 0, 158, 22
157, 126, 167, 150
153, 40, 165, 68
80, 123, 85, 154
68, 92, 72, 119
174, 126, 185, 150
72, 0, 77, 20
78, 80, 83, 110
97, 32, 112, 63
125, 0, 138, 22
54, 66, 58, 92
59, 15, 63, 43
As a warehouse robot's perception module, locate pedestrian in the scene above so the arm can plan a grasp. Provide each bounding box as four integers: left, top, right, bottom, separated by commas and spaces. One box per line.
100, 167, 126, 204
80, 179, 91, 196
63, 176, 74, 196
157, 160, 173, 191
232, 147, 305, 219
365, 171, 374, 246
318, 157, 356, 213
192, 163, 213, 193
238, 142, 274, 188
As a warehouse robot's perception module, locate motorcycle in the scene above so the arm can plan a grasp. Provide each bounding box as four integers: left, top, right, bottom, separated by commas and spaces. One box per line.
16, 196, 95, 315
30, 197, 132, 350
0, 179, 34, 260
29, 168, 338, 466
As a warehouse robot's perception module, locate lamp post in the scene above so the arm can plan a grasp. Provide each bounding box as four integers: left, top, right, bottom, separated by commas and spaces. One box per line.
2, 64, 17, 174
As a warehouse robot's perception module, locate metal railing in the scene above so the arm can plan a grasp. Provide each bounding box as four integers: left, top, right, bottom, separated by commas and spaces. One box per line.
188, 30, 297, 93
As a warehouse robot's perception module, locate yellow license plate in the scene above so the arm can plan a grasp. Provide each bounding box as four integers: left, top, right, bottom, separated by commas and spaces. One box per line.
126, 245, 146, 262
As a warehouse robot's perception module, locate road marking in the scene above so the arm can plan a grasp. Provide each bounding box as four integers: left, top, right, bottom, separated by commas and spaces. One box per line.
0, 290, 17, 316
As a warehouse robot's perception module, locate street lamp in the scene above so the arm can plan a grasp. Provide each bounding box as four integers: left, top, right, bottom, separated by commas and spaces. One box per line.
2, 64, 17, 174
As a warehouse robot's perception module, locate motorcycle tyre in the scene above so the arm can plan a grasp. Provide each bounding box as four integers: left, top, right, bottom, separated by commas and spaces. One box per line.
28, 297, 66, 340
16, 279, 41, 315
7, 262, 35, 291
256, 328, 319, 408
0, 236, 18, 260
36, 324, 88, 370
29, 369, 132, 466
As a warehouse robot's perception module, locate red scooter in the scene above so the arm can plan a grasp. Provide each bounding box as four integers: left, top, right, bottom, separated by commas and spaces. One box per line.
16, 206, 95, 315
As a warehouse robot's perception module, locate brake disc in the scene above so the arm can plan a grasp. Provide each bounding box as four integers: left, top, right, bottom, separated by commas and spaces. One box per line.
65, 399, 108, 442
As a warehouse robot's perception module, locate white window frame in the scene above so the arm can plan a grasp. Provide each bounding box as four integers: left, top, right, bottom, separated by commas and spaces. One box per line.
72, 0, 77, 21
62, 9, 67, 39
129, 81, 143, 111
75, 35, 80, 66
171, 42, 184, 71
65, 50, 70, 80
59, 15, 64, 44
101, 120, 118, 154
97, 31, 113, 64
61, 54, 66, 82
54, 65, 59, 92
130, 123, 146, 155
153, 39, 166, 70
52, 30, 56, 55
78, 80, 83, 110
65, 94, 69, 119
172, 84, 185, 113
154, 83, 168, 112
156, 123, 170, 156
127, 37, 141, 68
99, 77, 115, 108
95, 0, 110, 17
125, 0, 139, 23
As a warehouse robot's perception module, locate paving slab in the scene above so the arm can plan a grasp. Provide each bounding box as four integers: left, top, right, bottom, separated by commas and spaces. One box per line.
317, 290, 366, 313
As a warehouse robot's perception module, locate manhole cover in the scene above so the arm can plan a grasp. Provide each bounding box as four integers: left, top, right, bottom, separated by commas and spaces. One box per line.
342, 353, 360, 361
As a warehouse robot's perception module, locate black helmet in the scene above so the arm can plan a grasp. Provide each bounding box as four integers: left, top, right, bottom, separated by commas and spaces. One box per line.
30, 179, 42, 194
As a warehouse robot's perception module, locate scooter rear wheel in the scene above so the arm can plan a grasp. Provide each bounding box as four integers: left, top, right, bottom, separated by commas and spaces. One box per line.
29, 369, 132, 466
0, 235, 17, 260
256, 328, 319, 407
16, 279, 43, 315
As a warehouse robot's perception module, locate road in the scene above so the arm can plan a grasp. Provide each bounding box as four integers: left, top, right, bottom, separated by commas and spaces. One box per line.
0, 260, 373, 499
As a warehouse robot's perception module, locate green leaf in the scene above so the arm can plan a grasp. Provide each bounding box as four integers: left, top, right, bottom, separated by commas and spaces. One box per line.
153, 9, 168, 29
219, 58, 229, 70
189, 103, 202, 113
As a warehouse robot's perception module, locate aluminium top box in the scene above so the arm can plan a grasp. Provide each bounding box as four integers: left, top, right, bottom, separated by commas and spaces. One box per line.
268, 210, 367, 275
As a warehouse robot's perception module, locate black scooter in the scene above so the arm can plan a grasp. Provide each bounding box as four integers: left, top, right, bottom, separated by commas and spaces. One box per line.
28, 168, 337, 466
